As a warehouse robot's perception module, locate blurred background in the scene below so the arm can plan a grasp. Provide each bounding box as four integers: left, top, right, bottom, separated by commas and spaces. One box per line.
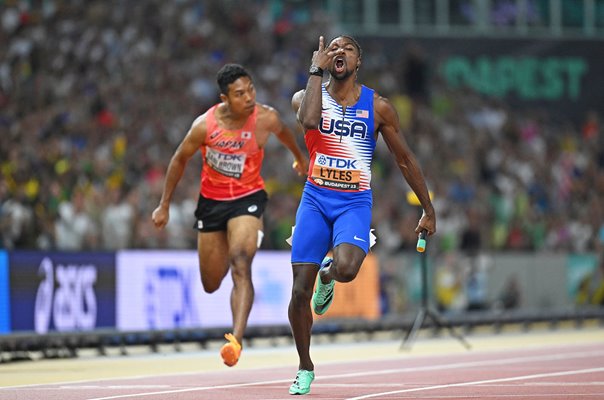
1, 0, 603, 350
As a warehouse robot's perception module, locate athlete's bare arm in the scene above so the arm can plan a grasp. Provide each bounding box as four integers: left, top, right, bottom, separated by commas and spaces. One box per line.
374, 93, 436, 235
257, 105, 308, 176
152, 114, 208, 228
291, 90, 304, 116
296, 36, 338, 129
291, 91, 313, 175
291, 90, 309, 139
267, 107, 309, 176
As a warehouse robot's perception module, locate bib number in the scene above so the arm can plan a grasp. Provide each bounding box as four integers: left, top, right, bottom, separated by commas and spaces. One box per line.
311, 152, 361, 191
206, 148, 246, 178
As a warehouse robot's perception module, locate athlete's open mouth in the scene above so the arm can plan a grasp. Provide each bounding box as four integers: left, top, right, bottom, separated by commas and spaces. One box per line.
334, 57, 345, 73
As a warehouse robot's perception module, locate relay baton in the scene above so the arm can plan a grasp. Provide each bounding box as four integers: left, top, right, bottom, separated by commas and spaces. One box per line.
416, 230, 427, 253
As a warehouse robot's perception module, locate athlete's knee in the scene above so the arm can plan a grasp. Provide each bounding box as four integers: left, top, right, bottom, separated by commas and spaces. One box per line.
333, 261, 360, 282
201, 276, 221, 293
290, 284, 312, 307
229, 249, 254, 270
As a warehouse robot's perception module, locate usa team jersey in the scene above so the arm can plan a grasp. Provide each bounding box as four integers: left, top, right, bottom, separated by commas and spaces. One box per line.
305, 84, 376, 192
200, 104, 264, 200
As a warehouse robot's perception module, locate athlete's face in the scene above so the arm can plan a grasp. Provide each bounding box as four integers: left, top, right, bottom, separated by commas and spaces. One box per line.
328, 37, 361, 80
222, 76, 256, 116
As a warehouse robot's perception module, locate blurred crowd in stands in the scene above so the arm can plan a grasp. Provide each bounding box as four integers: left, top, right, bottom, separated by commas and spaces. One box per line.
1, 0, 603, 263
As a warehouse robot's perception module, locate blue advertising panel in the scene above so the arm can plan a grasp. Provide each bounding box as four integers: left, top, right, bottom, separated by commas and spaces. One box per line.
0, 251, 9, 333
116, 250, 292, 331
9, 252, 116, 333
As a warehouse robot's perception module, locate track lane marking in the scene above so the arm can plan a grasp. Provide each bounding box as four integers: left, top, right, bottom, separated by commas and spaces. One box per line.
2, 339, 601, 389
347, 367, 604, 399
80, 350, 604, 400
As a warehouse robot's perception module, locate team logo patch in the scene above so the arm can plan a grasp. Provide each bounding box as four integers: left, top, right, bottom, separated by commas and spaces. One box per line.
319, 117, 368, 139
242, 131, 252, 139
248, 205, 258, 213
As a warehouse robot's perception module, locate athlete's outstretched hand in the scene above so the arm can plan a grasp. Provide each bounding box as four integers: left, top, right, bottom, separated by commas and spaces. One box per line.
292, 157, 309, 177
311, 36, 342, 71
152, 205, 169, 229
415, 212, 436, 237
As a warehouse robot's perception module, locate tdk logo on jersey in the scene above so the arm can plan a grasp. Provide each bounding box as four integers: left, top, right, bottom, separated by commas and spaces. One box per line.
214, 153, 244, 161
319, 117, 368, 139
317, 153, 358, 169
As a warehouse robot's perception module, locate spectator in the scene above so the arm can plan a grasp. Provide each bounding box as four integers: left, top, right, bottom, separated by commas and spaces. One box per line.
0, 0, 601, 256
55, 188, 98, 250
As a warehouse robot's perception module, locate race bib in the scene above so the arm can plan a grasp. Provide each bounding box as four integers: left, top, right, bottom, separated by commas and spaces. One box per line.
310, 152, 361, 191
206, 147, 246, 178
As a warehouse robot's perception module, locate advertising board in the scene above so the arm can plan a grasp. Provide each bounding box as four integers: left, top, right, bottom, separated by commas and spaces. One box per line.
9, 252, 116, 333
116, 251, 292, 330
0, 251, 9, 333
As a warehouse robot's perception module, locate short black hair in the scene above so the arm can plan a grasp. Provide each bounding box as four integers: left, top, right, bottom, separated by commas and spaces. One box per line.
329, 35, 362, 59
216, 64, 251, 95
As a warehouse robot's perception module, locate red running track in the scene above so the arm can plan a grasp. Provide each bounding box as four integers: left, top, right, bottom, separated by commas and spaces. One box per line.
1, 341, 603, 399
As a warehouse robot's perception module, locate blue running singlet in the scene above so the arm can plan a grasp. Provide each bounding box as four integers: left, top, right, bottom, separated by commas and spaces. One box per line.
291, 84, 377, 265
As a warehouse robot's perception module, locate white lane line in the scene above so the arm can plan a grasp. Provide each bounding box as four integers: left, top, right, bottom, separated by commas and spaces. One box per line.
346, 367, 604, 400
1, 339, 600, 390
81, 350, 604, 400
372, 395, 604, 399
85, 378, 292, 400
62, 386, 173, 390
525, 382, 604, 386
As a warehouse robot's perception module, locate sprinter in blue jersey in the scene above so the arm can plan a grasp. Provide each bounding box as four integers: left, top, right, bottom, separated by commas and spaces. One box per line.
287, 35, 437, 395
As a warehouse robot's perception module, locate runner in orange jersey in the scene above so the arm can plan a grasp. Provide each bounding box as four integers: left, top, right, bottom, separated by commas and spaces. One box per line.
152, 64, 308, 367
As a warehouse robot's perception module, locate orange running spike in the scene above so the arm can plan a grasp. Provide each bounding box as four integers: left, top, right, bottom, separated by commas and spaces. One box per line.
220, 333, 242, 367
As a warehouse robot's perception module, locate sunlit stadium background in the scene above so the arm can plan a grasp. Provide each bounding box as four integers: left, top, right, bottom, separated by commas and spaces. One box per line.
1, 0, 603, 360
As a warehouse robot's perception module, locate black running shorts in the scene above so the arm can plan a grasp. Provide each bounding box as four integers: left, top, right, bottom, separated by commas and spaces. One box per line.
193, 189, 268, 232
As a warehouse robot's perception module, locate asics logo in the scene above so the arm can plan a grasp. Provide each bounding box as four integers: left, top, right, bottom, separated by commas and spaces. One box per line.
353, 235, 366, 242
